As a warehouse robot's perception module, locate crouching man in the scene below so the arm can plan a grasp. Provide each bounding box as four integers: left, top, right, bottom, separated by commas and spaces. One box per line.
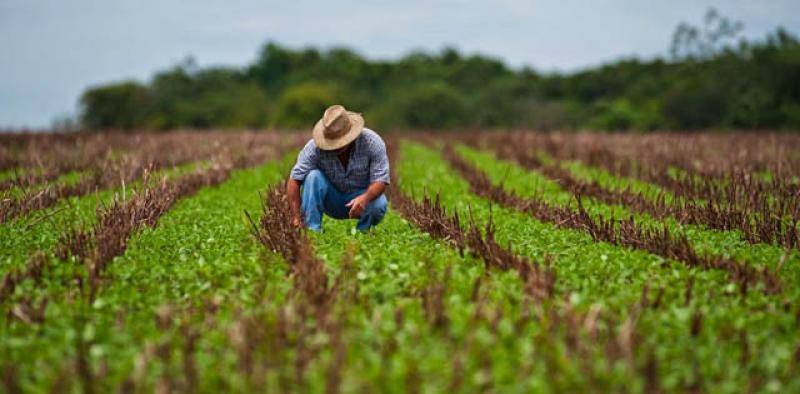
287, 104, 390, 232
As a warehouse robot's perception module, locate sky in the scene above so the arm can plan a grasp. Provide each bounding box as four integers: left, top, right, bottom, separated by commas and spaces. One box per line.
1, 0, 799, 129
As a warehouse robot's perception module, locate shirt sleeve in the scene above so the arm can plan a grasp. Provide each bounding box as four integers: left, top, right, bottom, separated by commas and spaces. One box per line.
369, 134, 391, 185
289, 140, 319, 182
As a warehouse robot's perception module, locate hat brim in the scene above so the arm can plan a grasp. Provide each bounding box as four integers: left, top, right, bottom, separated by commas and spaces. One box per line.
312, 111, 364, 151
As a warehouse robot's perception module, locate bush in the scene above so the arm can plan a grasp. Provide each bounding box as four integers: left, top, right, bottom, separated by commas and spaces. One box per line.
270, 82, 345, 128
662, 76, 728, 129
373, 82, 467, 130
80, 81, 149, 130
588, 99, 669, 131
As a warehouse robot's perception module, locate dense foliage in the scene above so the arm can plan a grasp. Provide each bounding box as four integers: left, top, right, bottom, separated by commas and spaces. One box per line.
79, 10, 800, 132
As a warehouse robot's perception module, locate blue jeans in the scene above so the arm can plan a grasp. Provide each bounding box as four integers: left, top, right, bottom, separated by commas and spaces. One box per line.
301, 169, 388, 232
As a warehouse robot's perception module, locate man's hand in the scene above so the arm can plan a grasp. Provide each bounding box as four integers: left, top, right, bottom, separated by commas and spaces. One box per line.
291, 216, 303, 228
345, 194, 370, 219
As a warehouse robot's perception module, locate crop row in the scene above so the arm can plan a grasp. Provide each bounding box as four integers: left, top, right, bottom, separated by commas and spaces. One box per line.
0, 134, 301, 294
2, 134, 299, 315
468, 132, 800, 179
0, 151, 297, 391
456, 132, 800, 251
0, 132, 281, 177
385, 143, 668, 389
396, 140, 800, 391
384, 141, 555, 300
1, 132, 212, 189
0, 133, 290, 224
242, 170, 650, 390
452, 141, 799, 289
441, 144, 782, 294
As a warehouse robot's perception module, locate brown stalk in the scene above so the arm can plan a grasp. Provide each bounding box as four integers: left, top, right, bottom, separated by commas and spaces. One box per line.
466, 132, 800, 250
1, 132, 301, 224
440, 144, 782, 295
385, 141, 555, 301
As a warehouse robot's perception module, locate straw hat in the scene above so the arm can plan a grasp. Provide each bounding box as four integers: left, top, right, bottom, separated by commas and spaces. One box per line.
312, 105, 364, 151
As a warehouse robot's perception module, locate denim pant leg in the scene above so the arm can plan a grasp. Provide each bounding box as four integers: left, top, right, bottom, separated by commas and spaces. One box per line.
301, 170, 336, 231
323, 188, 352, 220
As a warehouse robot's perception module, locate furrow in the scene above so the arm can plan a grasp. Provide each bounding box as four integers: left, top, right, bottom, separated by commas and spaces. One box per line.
55, 135, 300, 300
441, 144, 782, 295
1, 143, 298, 317
397, 140, 800, 391
0, 155, 297, 391
483, 139, 800, 251
470, 132, 800, 250
386, 142, 555, 300
456, 143, 800, 291
0, 132, 290, 223
249, 183, 334, 313
0, 162, 236, 310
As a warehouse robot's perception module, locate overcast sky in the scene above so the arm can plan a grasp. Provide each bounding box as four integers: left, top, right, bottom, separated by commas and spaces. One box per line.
1, 0, 798, 129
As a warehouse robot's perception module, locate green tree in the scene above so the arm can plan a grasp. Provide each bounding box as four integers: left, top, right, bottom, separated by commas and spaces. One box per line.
142, 65, 269, 129
270, 82, 344, 128
378, 82, 468, 130
662, 76, 727, 129
80, 81, 149, 130
248, 42, 322, 93
589, 99, 666, 131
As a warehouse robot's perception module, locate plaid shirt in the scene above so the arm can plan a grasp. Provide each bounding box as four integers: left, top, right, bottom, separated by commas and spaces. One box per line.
289, 128, 391, 193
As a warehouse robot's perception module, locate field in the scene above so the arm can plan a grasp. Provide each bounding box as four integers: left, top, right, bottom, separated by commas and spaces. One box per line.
1, 131, 799, 393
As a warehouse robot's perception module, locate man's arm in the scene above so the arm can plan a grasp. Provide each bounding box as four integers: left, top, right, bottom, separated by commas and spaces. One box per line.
345, 131, 391, 218
287, 178, 303, 227
363, 181, 386, 202
287, 140, 319, 227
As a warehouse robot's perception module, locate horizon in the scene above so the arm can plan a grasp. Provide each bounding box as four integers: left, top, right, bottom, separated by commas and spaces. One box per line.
1, 0, 799, 129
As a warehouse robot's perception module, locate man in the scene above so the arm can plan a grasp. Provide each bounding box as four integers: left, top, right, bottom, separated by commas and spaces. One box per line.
287, 104, 390, 232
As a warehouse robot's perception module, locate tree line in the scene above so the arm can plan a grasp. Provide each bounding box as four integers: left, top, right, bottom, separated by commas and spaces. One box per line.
80, 9, 800, 132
